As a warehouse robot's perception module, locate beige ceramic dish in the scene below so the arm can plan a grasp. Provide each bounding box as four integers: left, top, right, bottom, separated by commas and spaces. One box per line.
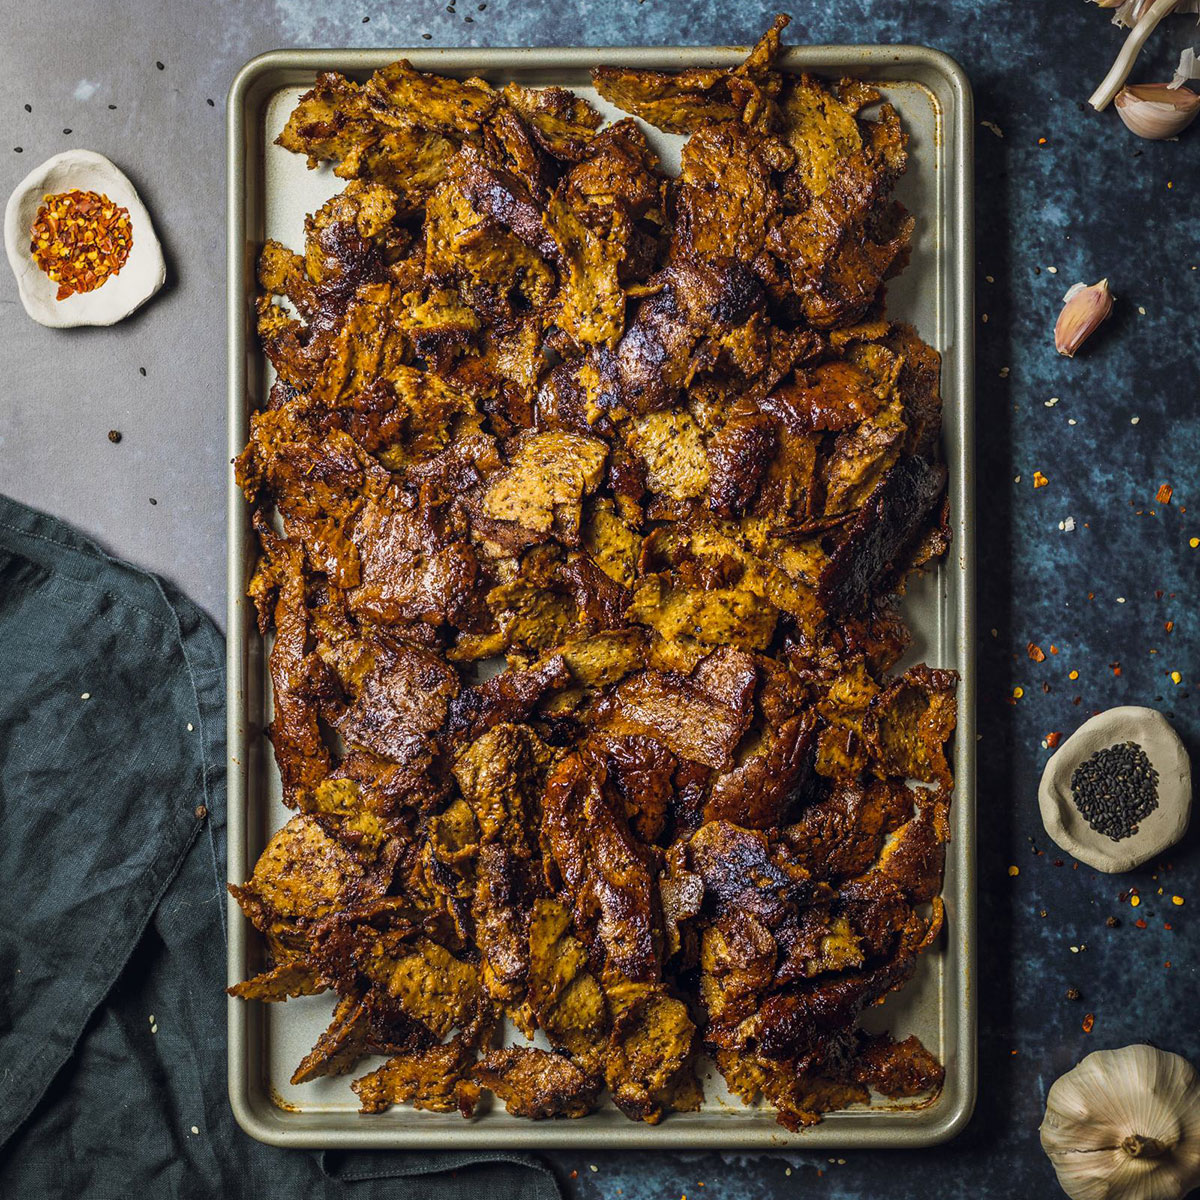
3, 149, 165, 328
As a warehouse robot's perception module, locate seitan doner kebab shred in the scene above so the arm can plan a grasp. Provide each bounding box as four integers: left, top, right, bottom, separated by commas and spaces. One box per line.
231, 14, 955, 1129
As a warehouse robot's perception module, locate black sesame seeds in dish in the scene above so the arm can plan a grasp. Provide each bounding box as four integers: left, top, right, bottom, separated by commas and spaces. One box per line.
1070, 741, 1159, 842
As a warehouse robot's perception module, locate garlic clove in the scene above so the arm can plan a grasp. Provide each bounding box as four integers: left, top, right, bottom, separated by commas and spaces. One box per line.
1055, 279, 1115, 357
1115, 83, 1200, 139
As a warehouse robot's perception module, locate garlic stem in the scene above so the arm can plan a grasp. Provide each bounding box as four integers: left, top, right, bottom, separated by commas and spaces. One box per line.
1122, 1133, 1167, 1158
1090, 0, 1182, 111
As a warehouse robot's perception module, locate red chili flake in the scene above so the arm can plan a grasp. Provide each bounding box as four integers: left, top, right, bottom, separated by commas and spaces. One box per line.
1157, 589, 1165, 599
29, 188, 133, 299
1053, 859, 1064, 867
1165, 922, 1173, 930
1112, 664, 1122, 677
1046, 732, 1062, 749
1033, 470, 1049, 488
1157, 483, 1173, 505
1028, 643, 1046, 662
1049, 645, 1059, 655
1165, 961, 1172, 968
1042, 682, 1052, 694
1135, 918, 1147, 929
1087, 592, 1095, 600
1038, 137, 1048, 145
1166, 620, 1174, 633
1082, 1013, 1094, 1033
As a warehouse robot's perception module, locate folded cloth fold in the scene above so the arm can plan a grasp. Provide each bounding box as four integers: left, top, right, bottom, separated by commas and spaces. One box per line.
0, 494, 560, 1200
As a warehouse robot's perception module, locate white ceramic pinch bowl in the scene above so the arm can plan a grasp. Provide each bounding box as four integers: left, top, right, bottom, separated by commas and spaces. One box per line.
4, 149, 165, 328
1039, 705, 1191, 873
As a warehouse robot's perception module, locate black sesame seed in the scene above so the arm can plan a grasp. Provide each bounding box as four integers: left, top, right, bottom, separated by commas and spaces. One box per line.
362, 15, 370, 21
156, 61, 165, 70
139, 366, 147, 376
1070, 741, 1159, 842
63, 128, 72, 135
23, 103, 31, 113
207, 98, 215, 107
149, 497, 158, 505
14, 146, 22, 153
108, 104, 117, 110
422, 32, 432, 39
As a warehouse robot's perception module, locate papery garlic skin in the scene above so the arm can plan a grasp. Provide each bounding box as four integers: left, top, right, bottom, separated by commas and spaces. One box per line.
1055, 279, 1115, 357
1041, 1045, 1200, 1200
1115, 83, 1200, 138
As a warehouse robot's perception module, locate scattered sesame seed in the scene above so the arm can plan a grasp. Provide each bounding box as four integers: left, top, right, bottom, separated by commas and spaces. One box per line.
589, 1165, 598, 1173
138, 366, 147, 376
156, 61, 165, 70
14, 146, 23, 153
207, 98, 215, 107
191, 1125, 199, 1135
981, 313, 989, 323
986, 274, 995, 283
1047, 265, 1058, 274
187, 722, 194, 731
1045, 397, 1059, 407
1138, 305, 1147, 315
108, 103, 117, 110
81, 692, 90, 700
1116, 597, 1126, 603
149, 497, 158, 505
1131, 416, 1140, 424
62, 127, 71, 135
1068, 418, 1077, 426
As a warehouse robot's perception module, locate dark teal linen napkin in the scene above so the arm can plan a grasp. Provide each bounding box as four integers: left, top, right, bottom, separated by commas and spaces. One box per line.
0, 494, 560, 1200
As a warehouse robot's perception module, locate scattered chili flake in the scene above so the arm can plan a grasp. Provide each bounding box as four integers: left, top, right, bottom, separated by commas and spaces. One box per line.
1054, 859, 1064, 867
1033, 470, 1049, 488
1191, 537, 1199, 548
1172, 895, 1185, 905
1038, 136, 1047, 144
1157, 483, 1173, 505
29, 188, 133, 300
1106, 915, 1119, 927
1046, 731, 1062, 749
1171, 671, 1183, 684
1007, 865, 1019, 877
1028, 643, 1046, 662
1066, 987, 1081, 1000
1050, 645, 1059, 654
1135, 918, 1147, 929
1166, 621, 1175, 633
1069, 669, 1079, 680
1013, 686, 1024, 699
107, 429, 121, 443
1082, 1013, 1094, 1033
1130, 894, 1141, 907
194, 804, 207, 820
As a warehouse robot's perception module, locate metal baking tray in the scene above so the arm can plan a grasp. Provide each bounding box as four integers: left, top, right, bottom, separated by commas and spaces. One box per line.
227, 42, 975, 1150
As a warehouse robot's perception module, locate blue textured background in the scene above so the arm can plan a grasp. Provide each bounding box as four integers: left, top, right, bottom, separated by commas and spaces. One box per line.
2, 2, 1197, 1196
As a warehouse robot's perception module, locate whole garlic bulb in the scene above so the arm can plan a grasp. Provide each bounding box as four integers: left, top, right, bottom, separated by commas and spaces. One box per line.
1041, 1045, 1200, 1200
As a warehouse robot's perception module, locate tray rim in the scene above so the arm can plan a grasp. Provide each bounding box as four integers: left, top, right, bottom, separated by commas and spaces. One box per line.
226, 40, 976, 1151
